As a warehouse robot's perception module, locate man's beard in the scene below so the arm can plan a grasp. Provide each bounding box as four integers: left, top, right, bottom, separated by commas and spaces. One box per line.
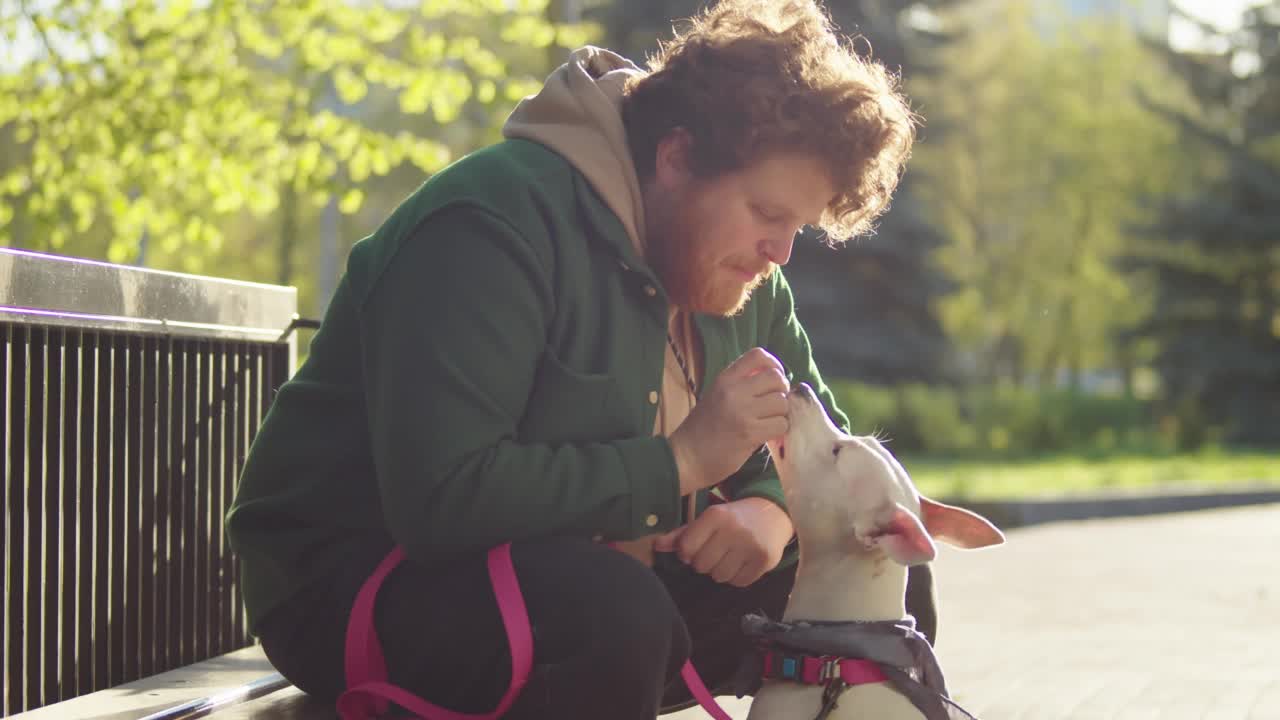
647, 200, 772, 317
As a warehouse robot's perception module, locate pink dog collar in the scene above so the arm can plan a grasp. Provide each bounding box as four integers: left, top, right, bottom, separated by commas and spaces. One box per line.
760, 649, 888, 687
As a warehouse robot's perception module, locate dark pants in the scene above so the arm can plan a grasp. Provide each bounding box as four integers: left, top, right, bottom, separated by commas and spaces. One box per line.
258, 536, 936, 719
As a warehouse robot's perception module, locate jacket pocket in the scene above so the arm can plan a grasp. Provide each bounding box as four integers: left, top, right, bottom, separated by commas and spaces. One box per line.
518, 350, 631, 444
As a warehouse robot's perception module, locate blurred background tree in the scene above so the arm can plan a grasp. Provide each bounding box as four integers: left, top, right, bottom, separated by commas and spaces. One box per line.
0, 0, 593, 309
1122, 2, 1280, 446
913, 0, 1195, 392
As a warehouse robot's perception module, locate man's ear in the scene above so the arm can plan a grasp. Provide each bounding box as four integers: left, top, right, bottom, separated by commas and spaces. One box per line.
654, 127, 694, 186
873, 503, 937, 567
920, 497, 1005, 550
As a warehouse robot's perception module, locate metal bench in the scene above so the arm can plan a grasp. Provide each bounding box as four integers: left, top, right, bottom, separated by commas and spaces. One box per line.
2, 249, 300, 718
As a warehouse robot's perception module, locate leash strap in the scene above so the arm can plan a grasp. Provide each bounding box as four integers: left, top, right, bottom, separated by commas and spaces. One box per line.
334, 543, 732, 720
335, 543, 534, 720
681, 657, 735, 720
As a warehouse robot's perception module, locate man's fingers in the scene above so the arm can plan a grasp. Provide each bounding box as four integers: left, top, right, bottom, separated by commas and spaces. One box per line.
744, 367, 790, 398
711, 548, 747, 585
673, 514, 717, 564
730, 559, 765, 588
755, 416, 789, 442
723, 347, 786, 382
750, 391, 789, 420
690, 532, 731, 575
652, 527, 685, 553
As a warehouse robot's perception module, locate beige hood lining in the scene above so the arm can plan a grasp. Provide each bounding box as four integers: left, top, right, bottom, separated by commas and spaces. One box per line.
502, 46, 649, 256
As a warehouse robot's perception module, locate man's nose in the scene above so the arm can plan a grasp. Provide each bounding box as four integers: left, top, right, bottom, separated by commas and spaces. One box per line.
762, 231, 796, 266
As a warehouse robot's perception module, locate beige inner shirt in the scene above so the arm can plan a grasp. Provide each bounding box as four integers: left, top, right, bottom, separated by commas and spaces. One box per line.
611, 309, 703, 566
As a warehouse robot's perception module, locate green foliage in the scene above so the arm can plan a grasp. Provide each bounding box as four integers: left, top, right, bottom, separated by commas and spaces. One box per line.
907, 450, 1280, 500
830, 380, 1169, 458
912, 1, 1197, 387
1124, 3, 1280, 446
0, 0, 583, 275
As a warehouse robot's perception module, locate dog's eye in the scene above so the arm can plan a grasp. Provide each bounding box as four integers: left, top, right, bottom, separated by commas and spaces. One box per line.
832, 445, 841, 458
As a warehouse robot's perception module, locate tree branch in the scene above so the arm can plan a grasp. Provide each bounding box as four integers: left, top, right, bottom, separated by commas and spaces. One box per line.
18, 0, 71, 83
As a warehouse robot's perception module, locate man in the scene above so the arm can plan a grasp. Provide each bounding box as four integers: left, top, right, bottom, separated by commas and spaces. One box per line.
225, 0, 930, 717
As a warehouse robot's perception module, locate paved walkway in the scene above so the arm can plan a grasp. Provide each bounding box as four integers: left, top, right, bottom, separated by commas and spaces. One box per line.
668, 503, 1280, 719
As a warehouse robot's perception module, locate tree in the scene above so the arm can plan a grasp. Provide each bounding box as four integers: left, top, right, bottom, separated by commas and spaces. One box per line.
0, 0, 588, 285
912, 0, 1194, 391
1124, 2, 1280, 445
793, 1, 960, 386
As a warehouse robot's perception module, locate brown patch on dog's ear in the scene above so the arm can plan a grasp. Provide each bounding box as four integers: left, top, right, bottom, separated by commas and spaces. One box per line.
920, 497, 1005, 549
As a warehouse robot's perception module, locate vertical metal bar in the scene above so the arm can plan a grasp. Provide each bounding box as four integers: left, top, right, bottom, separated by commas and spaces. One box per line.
222, 341, 234, 652
2, 324, 8, 716
4, 323, 26, 715
263, 344, 275, 419
181, 340, 197, 667
93, 331, 111, 691
75, 331, 95, 698
196, 340, 210, 662
124, 333, 142, 683
211, 341, 222, 656
108, 334, 127, 688
257, 345, 268, 448
212, 342, 228, 654
188, 340, 201, 665
120, 330, 141, 676
172, 337, 185, 668
45, 328, 65, 705
26, 326, 46, 709
227, 340, 244, 645
58, 328, 78, 703
1, 324, 6, 716
232, 341, 251, 643
140, 334, 158, 678
94, 331, 106, 696
158, 333, 174, 671
222, 342, 235, 650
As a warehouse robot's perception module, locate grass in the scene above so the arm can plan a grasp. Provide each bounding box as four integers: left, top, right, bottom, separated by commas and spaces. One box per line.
901, 450, 1280, 500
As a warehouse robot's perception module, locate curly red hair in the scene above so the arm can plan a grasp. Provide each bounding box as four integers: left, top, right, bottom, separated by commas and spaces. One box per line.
622, 0, 917, 242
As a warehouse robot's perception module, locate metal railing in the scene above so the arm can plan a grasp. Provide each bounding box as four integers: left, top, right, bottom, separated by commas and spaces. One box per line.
2, 248, 299, 716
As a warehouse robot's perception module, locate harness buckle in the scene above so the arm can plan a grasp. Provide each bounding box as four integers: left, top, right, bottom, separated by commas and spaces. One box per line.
818, 657, 840, 684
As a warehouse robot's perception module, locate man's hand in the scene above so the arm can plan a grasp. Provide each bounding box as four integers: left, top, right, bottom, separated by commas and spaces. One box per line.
652, 497, 794, 587
668, 348, 790, 497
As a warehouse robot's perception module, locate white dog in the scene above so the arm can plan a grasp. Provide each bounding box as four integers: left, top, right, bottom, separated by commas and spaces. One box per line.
744, 383, 1005, 720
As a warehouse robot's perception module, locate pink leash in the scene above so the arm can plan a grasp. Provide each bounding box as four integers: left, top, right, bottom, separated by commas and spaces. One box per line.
336, 543, 735, 720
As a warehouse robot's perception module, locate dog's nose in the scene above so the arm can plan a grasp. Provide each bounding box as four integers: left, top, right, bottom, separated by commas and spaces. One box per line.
790, 382, 817, 403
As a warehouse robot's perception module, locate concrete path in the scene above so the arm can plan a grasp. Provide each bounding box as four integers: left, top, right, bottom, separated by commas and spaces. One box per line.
668, 503, 1280, 719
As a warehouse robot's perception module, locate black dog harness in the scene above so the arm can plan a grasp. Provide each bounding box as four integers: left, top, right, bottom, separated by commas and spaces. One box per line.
733, 613, 983, 720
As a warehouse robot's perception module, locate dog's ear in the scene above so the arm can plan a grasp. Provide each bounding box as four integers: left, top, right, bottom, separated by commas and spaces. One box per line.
873, 504, 937, 566
920, 497, 1005, 550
